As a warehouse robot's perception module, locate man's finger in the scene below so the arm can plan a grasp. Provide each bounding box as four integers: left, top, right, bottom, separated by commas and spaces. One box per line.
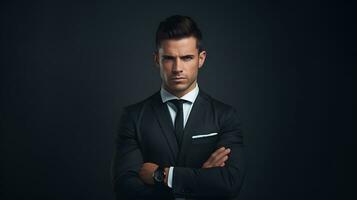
211, 148, 230, 164
214, 155, 228, 166
210, 147, 226, 158
202, 147, 230, 168
207, 147, 226, 163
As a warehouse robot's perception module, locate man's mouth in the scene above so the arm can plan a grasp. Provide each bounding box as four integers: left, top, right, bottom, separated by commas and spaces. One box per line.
171, 77, 186, 83
172, 77, 185, 80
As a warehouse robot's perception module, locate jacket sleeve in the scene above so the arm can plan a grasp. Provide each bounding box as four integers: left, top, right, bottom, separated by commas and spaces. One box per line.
111, 107, 172, 200
172, 107, 246, 198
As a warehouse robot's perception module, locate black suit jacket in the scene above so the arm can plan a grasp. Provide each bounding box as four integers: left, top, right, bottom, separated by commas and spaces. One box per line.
111, 89, 245, 200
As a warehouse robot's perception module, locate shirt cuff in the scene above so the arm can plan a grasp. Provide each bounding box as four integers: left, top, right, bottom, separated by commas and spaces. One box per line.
168, 166, 174, 188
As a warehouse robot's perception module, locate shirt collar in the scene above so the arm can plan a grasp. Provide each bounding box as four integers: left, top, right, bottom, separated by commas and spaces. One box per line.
160, 83, 199, 104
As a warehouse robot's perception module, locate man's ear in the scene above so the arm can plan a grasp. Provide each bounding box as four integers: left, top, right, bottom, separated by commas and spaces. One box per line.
198, 50, 207, 68
153, 52, 160, 68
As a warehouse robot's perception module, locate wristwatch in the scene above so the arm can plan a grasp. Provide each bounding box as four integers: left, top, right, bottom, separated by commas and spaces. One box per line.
152, 166, 166, 185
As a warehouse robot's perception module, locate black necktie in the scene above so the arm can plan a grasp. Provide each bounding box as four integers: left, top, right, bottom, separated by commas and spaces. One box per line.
169, 99, 187, 146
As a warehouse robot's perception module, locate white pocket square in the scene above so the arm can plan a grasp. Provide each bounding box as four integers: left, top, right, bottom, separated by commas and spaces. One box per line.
192, 132, 218, 139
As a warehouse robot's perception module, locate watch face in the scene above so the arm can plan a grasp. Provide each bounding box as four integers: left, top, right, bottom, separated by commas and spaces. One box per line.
154, 169, 164, 182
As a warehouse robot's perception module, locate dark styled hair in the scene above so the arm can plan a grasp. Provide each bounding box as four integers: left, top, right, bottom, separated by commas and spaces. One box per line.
155, 15, 204, 52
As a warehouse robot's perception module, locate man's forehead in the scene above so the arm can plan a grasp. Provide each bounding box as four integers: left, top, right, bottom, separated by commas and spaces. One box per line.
158, 37, 198, 55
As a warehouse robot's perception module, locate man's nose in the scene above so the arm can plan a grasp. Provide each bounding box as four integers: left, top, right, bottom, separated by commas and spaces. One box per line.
172, 58, 183, 73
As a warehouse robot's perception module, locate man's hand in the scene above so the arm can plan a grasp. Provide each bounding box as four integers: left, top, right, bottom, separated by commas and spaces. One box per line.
202, 147, 230, 168
139, 162, 158, 185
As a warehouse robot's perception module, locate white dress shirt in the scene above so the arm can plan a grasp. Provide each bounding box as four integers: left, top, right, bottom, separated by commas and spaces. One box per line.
160, 82, 200, 188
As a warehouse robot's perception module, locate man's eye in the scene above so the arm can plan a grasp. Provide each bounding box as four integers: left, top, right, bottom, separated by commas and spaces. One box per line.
162, 57, 173, 61
182, 57, 193, 61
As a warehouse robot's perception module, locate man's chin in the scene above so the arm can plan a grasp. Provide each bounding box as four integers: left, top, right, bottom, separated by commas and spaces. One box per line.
170, 87, 187, 93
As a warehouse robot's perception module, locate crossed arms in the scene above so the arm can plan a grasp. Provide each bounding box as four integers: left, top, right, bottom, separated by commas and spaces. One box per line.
111, 106, 245, 199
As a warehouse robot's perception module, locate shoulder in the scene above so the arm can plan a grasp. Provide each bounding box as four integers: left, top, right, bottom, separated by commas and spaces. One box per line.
200, 90, 240, 127
200, 90, 237, 113
121, 91, 160, 118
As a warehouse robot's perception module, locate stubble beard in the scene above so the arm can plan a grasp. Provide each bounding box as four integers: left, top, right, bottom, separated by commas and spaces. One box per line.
163, 78, 196, 97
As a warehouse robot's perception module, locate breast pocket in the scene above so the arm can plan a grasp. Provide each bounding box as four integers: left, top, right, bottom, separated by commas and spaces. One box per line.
191, 132, 219, 144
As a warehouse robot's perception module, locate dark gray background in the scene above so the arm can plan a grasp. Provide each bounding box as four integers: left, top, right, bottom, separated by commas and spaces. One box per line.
0, 0, 354, 200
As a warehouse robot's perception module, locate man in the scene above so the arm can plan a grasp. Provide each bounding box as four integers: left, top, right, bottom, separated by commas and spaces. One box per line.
111, 15, 245, 199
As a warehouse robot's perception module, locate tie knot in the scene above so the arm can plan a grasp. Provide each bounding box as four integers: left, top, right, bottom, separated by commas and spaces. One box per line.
169, 99, 188, 110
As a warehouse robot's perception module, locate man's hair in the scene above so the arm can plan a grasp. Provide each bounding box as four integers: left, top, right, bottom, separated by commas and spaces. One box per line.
155, 15, 204, 53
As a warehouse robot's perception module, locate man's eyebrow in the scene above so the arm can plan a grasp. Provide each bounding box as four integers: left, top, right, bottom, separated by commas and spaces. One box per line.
162, 55, 175, 58
161, 54, 195, 59
180, 55, 195, 58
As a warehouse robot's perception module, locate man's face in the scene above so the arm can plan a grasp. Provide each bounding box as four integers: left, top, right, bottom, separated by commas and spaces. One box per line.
154, 36, 206, 97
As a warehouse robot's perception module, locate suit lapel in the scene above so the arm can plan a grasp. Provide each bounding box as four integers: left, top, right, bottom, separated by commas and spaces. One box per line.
151, 92, 179, 163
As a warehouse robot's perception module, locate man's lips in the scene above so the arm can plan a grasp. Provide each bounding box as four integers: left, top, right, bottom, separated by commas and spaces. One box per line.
171, 77, 186, 83
171, 77, 186, 80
